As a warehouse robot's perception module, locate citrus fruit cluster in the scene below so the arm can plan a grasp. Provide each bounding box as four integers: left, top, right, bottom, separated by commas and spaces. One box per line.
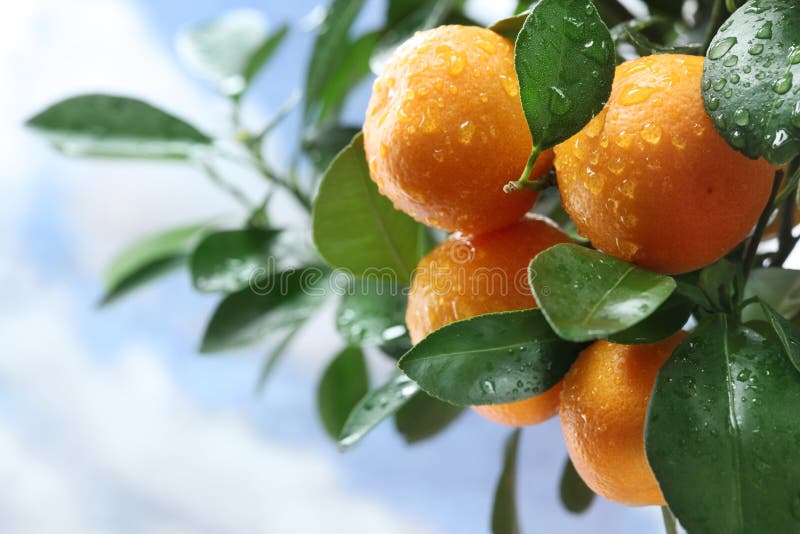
363, 25, 775, 507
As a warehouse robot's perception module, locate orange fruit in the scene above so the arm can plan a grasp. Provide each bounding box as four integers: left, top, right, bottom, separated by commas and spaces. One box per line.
406, 215, 570, 426
363, 25, 553, 234
554, 54, 776, 274
559, 332, 688, 506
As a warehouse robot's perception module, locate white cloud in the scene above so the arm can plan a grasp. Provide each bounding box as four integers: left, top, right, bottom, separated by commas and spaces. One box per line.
0, 272, 434, 534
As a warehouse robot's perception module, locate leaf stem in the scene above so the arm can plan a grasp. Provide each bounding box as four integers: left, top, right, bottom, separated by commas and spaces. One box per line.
773, 157, 800, 208
661, 506, 678, 534
199, 161, 254, 209
772, 187, 800, 267
504, 146, 549, 193
743, 171, 783, 280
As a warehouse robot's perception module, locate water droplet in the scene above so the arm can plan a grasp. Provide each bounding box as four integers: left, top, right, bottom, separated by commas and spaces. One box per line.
707, 97, 720, 111
499, 74, 518, 97
614, 131, 635, 149
481, 380, 496, 395
670, 133, 687, 149
734, 108, 750, 126
791, 101, 800, 128
730, 73, 741, 84
756, 21, 773, 39
713, 78, 728, 91
723, 54, 739, 67
773, 72, 793, 94
432, 148, 445, 162
703, 79, 712, 91
791, 47, 800, 65
708, 37, 737, 60
619, 84, 656, 105
640, 122, 662, 144
448, 54, 465, 75
749, 44, 764, 55
549, 86, 571, 115
773, 129, 790, 150
476, 39, 496, 54
737, 369, 752, 382
379, 143, 388, 157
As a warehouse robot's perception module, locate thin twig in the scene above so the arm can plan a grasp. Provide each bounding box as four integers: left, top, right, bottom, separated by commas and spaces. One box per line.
743, 172, 783, 280
200, 161, 254, 209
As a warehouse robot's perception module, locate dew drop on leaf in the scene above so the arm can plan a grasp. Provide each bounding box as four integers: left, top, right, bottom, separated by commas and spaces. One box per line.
708, 37, 737, 60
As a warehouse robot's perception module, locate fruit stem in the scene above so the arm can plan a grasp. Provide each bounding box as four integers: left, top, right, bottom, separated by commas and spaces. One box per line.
661, 506, 678, 534
504, 146, 549, 193
743, 171, 783, 280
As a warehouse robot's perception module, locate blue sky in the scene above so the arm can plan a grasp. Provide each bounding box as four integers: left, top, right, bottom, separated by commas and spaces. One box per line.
0, 0, 668, 532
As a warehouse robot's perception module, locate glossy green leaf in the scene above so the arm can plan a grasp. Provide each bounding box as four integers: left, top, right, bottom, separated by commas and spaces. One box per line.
255, 326, 303, 392
394, 392, 464, 444
646, 315, 800, 534
101, 224, 207, 305
318, 347, 369, 440
491, 430, 521, 534
698, 259, 744, 315
339, 372, 419, 450
515, 0, 615, 150
189, 228, 279, 293
606, 292, 692, 345
336, 277, 408, 345
302, 124, 362, 171
398, 309, 584, 406
26, 94, 211, 159
200, 267, 328, 353
702, 0, 800, 164
559, 457, 595, 514
760, 301, 800, 374
530, 244, 676, 342
743, 268, 800, 321
312, 133, 425, 285
176, 10, 288, 97
303, 0, 366, 128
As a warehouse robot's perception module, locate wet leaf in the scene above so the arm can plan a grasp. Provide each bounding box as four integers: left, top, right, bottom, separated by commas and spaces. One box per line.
491, 430, 521, 534
394, 391, 464, 444
318, 346, 369, 439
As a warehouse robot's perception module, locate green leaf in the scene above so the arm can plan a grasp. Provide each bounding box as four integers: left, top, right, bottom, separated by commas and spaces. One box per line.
530, 244, 677, 342
317, 347, 369, 440
101, 224, 207, 305
606, 292, 692, 345
702, 0, 800, 164
302, 124, 362, 171
176, 10, 288, 97
200, 267, 328, 353
26, 94, 211, 159
394, 392, 464, 444
336, 277, 408, 345
398, 309, 584, 406
559, 457, 595, 514
255, 326, 303, 392
515, 0, 615, 150
312, 133, 425, 285
699, 259, 745, 315
491, 430, 521, 534
189, 228, 280, 293
645, 0, 685, 17
743, 268, 800, 321
646, 315, 800, 534
303, 0, 366, 128
339, 372, 419, 450
759, 301, 800, 374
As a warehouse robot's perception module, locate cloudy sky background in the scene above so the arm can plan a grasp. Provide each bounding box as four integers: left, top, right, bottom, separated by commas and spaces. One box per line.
0, 0, 687, 532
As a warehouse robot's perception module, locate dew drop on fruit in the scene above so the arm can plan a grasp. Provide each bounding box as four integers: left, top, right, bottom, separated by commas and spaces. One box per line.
708, 36, 737, 60
475, 39, 496, 54
619, 84, 655, 105
448, 54, 466, 76
670, 133, 687, 149
639, 122, 662, 144
614, 131, 635, 149
499, 74, 518, 97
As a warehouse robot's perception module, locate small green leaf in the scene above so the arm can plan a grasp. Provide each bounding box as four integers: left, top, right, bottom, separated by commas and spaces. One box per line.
26, 94, 211, 159
646, 315, 800, 534
394, 392, 464, 444
606, 292, 692, 345
312, 133, 426, 285
336, 277, 410, 348
490, 12, 529, 40
318, 347, 369, 440
702, 0, 800, 164
515, 0, 615, 150
255, 326, 303, 392
559, 457, 595, 514
699, 259, 744, 315
743, 268, 800, 321
759, 301, 800, 374
176, 10, 288, 97
189, 228, 280, 293
398, 309, 584, 406
339, 372, 419, 450
200, 267, 328, 353
530, 244, 676, 342
491, 430, 521, 534
101, 224, 207, 305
